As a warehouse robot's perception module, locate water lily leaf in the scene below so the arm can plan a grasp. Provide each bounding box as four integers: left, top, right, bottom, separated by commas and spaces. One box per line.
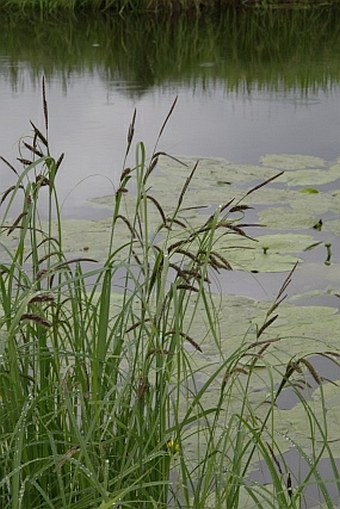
86, 154, 340, 278
273, 381, 340, 456
155, 155, 278, 191
260, 154, 326, 170
258, 207, 320, 229
214, 233, 314, 272
281, 168, 339, 186
255, 233, 315, 253
232, 251, 302, 273
330, 160, 340, 173
168, 286, 340, 483
53, 218, 135, 261
325, 219, 340, 236
328, 191, 340, 214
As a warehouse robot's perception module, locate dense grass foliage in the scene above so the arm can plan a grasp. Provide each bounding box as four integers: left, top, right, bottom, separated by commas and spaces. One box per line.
0, 85, 339, 508
0, 0, 231, 13
0, 0, 339, 14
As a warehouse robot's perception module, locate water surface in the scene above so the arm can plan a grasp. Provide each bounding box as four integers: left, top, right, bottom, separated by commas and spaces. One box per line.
0, 9, 339, 213
0, 8, 340, 303
1, 11, 340, 506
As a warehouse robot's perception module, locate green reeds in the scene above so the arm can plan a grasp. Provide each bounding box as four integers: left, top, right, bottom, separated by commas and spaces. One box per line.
0, 0, 339, 14
1, 8, 339, 96
0, 0, 216, 14
0, 84, 339, 508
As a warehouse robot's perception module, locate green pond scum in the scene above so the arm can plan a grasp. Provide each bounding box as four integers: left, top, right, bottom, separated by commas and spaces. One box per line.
0, 84, 339, 508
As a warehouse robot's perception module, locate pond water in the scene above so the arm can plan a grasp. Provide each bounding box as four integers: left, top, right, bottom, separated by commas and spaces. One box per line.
1, 8, 340, 507
0, 9, 339, 208
1, 7, 340, 306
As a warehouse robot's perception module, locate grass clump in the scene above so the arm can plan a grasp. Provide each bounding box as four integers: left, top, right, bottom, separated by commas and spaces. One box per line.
1, 0, 339, 15
0, 0, 221, 14
0, 82, 339, 508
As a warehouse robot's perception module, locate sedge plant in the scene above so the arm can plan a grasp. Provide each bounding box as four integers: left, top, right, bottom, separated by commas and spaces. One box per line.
0, 81, 339, 509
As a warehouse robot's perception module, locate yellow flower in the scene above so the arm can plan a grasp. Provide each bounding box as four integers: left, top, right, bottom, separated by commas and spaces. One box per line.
166, 439, 180, 455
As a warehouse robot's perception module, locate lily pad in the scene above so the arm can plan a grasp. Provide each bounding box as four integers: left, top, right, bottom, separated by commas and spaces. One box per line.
258, 207, 319, 229
326, 219, 340, 236
280, 168, 339, 186
260, 154, 326, 170
272, 382, 340, 456
51, 218, 138, 262
214, 233, 313, 272
255, 233, 315, 253
185, 291, 340, 362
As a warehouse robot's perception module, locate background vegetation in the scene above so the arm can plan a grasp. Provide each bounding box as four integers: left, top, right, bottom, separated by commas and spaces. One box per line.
1, 8, 340, 95
0, 0, 338, 15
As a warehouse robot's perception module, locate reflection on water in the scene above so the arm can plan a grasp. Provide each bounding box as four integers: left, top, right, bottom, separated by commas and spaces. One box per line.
0, 11, 339, 506
1, 9, 339, 93
0, 9, 339, 295
0, 8, 339, 212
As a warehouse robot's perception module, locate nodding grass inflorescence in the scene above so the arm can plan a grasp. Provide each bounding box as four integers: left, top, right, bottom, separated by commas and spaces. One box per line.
0, 80, 338, 509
